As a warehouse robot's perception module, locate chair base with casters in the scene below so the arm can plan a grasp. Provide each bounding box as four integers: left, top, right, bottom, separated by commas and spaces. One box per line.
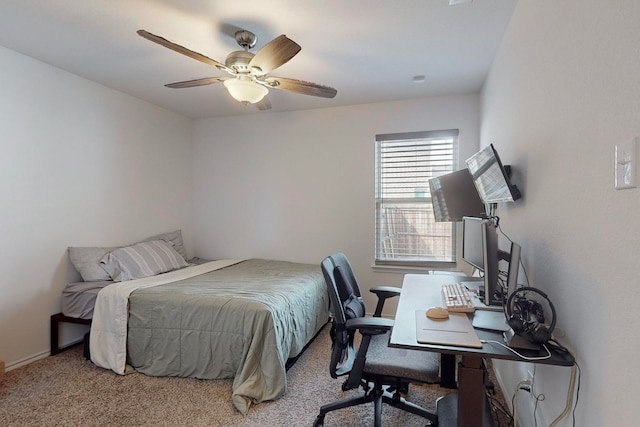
313, 375, 439, 427
316, 253, 439, 427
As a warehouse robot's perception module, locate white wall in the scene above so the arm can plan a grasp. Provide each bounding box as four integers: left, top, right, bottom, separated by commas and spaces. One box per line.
0, 46, 193, 368
482, 1, 640, 426
192, 94, 480, 312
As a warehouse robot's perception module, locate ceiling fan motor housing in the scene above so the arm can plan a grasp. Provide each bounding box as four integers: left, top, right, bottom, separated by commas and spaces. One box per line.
225, 50, 255, 73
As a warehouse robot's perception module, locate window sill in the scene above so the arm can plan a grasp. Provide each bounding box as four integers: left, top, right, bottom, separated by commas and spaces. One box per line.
371, 264, 463, 275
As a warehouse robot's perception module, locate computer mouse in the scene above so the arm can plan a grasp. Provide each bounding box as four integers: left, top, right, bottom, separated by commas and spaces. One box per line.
426, 307, 449, 320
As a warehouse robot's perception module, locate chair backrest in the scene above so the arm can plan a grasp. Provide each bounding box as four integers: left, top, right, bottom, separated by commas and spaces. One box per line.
329, 252, 362, 299
321, 253, 365, 378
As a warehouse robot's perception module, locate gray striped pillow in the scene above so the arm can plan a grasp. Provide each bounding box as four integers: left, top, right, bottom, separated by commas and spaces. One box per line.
100, 240, 189, 282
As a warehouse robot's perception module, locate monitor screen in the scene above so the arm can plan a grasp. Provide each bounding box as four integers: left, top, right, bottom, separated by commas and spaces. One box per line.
428, 168, 486, 222
461, 216, 485, 271
466, 144, 521, 203
461, 216, 500, 306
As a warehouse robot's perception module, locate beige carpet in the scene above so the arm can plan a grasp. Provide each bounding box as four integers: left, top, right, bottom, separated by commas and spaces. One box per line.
0, 327, 510, 426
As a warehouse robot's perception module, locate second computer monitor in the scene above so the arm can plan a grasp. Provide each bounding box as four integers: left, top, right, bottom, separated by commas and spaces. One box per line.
461, 216, 500, 306
462, 216, 523, 307
505, 241, 521, 299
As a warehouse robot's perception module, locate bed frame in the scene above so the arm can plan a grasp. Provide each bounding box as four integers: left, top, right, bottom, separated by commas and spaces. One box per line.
50, 313, 91, 357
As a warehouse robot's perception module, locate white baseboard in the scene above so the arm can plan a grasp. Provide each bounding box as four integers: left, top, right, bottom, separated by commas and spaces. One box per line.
6, 350, 50, 372
6, 338, 84, 372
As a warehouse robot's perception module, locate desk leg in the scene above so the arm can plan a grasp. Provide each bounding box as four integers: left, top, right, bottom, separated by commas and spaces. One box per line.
440, 354, 457, 389
458, 356, 489, 426
436, 355, 494, 427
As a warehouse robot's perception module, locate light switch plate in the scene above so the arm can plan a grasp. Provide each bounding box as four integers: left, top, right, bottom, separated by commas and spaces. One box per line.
615, 138, 637, 189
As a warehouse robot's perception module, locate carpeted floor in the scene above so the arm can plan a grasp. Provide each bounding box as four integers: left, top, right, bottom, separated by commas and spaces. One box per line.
0, 326, 511, 426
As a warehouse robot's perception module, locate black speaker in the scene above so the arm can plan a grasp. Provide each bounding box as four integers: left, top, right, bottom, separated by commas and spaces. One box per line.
506, 287, 556, 346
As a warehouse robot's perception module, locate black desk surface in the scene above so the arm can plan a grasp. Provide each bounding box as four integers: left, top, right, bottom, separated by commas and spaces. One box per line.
389, 274, 574, 367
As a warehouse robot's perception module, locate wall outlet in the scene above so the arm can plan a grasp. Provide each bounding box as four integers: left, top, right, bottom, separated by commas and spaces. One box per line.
526, 370, 535, 397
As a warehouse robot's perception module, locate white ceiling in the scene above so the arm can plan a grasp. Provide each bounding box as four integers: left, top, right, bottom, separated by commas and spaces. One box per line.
0, 0, 517, 119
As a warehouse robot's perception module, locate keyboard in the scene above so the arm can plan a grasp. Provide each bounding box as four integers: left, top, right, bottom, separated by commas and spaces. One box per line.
441, 283, 475, 313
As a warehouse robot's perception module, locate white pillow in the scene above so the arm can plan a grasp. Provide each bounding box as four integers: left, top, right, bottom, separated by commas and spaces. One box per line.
100, 240, 189, 282
69, 246, 116, 281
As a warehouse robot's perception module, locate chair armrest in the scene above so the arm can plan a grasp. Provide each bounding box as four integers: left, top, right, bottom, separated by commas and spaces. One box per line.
370, 285, 402, 298
346, 317, 394, 336
343, 316, 395, 390
370, 286, 402, 317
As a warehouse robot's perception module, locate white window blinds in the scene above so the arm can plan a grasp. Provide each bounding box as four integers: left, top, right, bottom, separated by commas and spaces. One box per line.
375, 129, 459, 267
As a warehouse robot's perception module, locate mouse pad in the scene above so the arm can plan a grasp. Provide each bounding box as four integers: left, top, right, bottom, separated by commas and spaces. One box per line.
415, 310, 482, 348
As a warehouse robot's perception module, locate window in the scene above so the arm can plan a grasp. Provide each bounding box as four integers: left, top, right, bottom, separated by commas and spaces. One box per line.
375, 129, 459, 268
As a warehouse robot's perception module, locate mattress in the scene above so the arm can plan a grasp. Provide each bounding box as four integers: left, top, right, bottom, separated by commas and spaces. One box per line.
61, 258, 211, 319
61, 281, 112, 319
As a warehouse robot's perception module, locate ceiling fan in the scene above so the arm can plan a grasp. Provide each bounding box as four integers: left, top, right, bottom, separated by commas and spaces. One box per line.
137, 29, 337, 110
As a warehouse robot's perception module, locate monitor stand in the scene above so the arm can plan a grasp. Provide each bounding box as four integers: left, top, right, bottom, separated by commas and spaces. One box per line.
462, 282, 503, 312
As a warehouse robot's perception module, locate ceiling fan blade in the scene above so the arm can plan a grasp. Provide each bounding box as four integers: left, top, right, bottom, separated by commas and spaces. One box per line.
255, 96, 272, 111
165, 77, 227, 89
249, 35, 301, 74
265, 77, 337, 98
137, 30, 232, 74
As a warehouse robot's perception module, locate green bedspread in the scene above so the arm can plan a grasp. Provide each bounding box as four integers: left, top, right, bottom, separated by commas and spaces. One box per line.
126, 259, 329, 414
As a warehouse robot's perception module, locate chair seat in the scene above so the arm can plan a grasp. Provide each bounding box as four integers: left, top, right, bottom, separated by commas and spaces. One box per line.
364, 332, 440, 384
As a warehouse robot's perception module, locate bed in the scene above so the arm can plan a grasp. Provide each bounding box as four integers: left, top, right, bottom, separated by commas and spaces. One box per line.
58, 231, 330, 414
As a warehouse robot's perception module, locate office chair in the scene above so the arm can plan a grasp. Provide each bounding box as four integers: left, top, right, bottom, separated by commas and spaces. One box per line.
314, 253, 439, 427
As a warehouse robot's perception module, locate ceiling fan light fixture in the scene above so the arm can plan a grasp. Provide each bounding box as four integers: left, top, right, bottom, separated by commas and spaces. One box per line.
223, 78, 268, 104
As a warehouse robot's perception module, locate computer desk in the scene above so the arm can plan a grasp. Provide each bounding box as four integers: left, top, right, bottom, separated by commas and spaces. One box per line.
389, 274, 575, 427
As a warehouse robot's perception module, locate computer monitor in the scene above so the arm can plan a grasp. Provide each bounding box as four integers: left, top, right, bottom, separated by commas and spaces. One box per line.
461, 216, 500, 306
428, 168, 486, 222
466, 144, 521, 203
461, 216, 484, 271
505, 241, 521, 299
462, 216, 523, 307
